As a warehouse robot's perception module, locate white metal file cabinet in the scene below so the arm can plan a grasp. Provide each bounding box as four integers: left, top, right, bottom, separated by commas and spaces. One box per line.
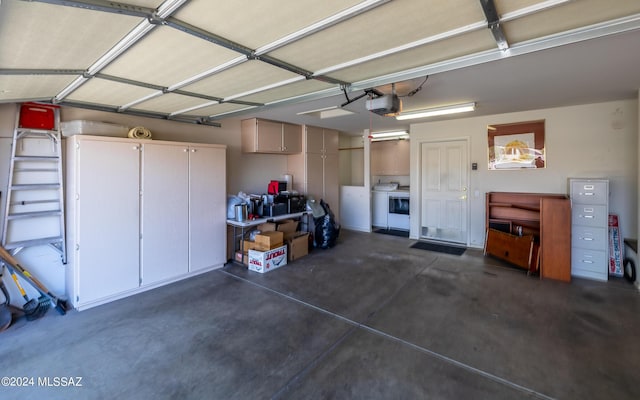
569, 179, 609, 281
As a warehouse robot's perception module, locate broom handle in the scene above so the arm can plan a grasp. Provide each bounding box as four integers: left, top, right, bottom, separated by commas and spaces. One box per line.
8, 268, 30, 301
0, 246, 49, 294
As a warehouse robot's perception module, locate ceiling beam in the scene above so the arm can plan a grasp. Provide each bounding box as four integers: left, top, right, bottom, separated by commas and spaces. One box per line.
0, 68, 85, 76
479, 0, 509, 51
21, 0, 154, 18
60, 99, 222, 127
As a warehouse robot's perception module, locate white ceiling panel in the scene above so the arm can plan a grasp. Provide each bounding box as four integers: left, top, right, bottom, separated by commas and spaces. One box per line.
173, 0, 363, 50
494, 0, 551, 13
0, 0, 141, 69
66, 78, 160, 108
502, 0, 640, 45
0, 75, 75, 102
101, 26, 243, 87
181, 60, 300, 99
326, 30, 495, 84
267, 0, 487, 72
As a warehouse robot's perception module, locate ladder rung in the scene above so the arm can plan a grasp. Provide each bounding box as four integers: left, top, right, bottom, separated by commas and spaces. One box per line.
10, 199, 59, 206
14, 168, 59, 173
10, 183, 61, 190
17, 128, 60, 136
7, 210, 62, 220
4, 236, 64, 249
13, 155, 60, 161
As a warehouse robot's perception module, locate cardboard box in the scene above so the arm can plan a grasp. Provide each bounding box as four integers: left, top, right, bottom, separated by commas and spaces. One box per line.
609, 214, 623, 277
257, 222, 276, 232
288, 232, 309, 261
248, 245, 287, 273
255, 231, 284, 249
277, 220, 299, 241
235, 251, 248, 266
242, 240, 264, 252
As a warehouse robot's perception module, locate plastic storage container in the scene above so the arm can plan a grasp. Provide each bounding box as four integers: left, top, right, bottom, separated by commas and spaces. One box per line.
19, 103, 58, 129
61, 120, 129, 137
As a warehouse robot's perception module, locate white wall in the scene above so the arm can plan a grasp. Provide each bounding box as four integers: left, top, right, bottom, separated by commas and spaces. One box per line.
340, 133, 371, 232
59, 107, 288, 195
410, 100, 639, 248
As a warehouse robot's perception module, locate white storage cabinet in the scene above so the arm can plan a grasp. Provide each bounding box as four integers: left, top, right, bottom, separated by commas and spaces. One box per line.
569, 178, 609, 281
288, 125, 340, 220
66, 135, 227, 310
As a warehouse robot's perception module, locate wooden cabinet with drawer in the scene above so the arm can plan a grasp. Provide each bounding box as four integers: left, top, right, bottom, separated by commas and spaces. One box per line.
485, 192, 571, 281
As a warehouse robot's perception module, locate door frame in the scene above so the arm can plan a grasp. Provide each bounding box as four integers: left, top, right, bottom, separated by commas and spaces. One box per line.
415, 137, 471, 246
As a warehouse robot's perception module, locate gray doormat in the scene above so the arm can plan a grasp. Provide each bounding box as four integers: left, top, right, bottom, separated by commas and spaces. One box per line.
410, 241, 466, 255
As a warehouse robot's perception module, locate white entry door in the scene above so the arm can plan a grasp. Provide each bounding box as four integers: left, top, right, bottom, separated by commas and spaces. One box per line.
420, 139, 469, 244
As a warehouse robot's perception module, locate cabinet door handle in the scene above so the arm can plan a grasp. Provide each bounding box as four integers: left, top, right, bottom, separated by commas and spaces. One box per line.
584, 215, 594, 219
584, 192, 594, 196
582, 260, 594, 264
191, 149, 196, 153
582, 237, 594, 241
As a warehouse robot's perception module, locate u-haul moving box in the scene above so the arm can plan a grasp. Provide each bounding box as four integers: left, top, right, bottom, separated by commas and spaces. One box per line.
248, 245, 287, 273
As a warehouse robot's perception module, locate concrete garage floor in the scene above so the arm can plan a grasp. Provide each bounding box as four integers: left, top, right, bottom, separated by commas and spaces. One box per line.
1, 229, 639, 399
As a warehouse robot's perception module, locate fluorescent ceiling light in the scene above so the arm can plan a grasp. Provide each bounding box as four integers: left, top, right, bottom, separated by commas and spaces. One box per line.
370, 130, 408, 139
372, 135, 409, 141
396, 102, 476, 120
297, 106, 355, 119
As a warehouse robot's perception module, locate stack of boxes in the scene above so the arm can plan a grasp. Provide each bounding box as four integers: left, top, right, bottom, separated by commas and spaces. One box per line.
276, 220, 310, 262
236, 219, 310, 273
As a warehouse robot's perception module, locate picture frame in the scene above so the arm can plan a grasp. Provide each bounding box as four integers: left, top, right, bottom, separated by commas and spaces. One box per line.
487, 120, 545, 170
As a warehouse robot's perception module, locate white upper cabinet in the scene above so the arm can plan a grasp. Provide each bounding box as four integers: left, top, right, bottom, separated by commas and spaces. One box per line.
241, 118, 302, 154
371, 140, 410, 176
